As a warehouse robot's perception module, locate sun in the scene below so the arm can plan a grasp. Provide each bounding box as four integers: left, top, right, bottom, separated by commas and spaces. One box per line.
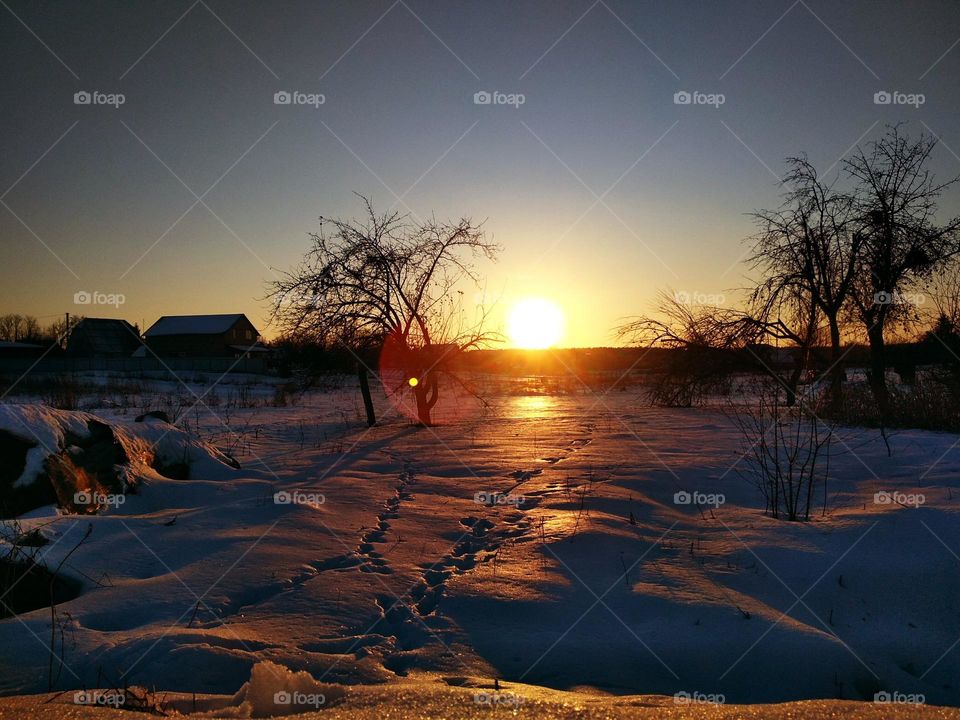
508, 297, 565, 349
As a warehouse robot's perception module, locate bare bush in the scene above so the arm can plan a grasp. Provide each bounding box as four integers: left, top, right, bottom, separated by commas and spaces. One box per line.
830, 374, 960, 432
618, 291, 804, 407
43, 376, 81, 410
727, 383, 835, 521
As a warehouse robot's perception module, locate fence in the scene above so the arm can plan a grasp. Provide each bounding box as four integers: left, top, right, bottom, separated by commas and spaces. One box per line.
0, 356, 269, 377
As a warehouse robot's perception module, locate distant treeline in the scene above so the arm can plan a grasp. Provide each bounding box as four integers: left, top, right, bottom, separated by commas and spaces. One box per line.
274, 340, 960, 380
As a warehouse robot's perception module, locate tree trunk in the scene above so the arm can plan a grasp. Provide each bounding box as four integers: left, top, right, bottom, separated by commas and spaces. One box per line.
357, 363, 376, 427
413, 372, 440, 426
414, 385, 432, 426
866, 323, 890, 424
827, 315, 844, 411
784, 365, 801, 408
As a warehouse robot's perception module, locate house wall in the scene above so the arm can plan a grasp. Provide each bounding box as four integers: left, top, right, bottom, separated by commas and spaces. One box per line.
145, 317, 260, 357
65, 323, 141, 357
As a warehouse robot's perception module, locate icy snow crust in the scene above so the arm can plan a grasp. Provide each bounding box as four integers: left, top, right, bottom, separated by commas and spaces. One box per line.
1, 387, 960, 714
3, 679, 960, 719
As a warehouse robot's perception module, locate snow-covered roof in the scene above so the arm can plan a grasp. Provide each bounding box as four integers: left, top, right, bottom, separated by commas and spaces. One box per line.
144, 314, 250, 337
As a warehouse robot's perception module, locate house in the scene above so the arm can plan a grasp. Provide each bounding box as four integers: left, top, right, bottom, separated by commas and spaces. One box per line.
143, 314, 265, 357
66, 318, 142, 357
0, 340, 45, 359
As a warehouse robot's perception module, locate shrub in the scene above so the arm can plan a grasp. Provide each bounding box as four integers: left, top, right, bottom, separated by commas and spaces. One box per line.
727, 383, 835, 521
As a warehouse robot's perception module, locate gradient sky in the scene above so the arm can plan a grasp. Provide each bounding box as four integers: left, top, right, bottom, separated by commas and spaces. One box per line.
2, 0, 959, 346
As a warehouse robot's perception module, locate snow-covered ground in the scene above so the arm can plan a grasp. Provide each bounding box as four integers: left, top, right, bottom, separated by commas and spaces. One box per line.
2, 378, 960, 717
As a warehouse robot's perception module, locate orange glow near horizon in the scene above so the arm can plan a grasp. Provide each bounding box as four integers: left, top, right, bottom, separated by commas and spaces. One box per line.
507, 297, 565, 349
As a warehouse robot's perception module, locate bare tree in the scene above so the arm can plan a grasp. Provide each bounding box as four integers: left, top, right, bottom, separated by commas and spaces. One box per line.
44, 316, 75, 348
617, 291, 816, 406
924, 259, 960, 336
0, 314, 25, 342
749, 156, 863, 408
0, 314, 46, 343
268, 196, 499, 426
20, 316, 41, 343
844, 125, 960, 421
746, 286, 822, 407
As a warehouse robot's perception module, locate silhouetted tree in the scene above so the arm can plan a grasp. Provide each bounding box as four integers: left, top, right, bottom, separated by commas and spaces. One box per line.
844, 126, 960, 421
617, 291, 817, 406
268, 196, 499, 426
749, 156, 863, 408
0, 314, 27, 341
925, 260, 960, 340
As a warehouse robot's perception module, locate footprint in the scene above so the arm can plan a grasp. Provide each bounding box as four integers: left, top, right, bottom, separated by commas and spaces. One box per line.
424, 568, 450, 586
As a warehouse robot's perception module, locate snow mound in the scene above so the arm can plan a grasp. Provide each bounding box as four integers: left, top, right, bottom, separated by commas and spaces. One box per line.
0, 403, 240, 517
128, 421, 240, 480
223, 661, 346, 717
0, 404, 95, 488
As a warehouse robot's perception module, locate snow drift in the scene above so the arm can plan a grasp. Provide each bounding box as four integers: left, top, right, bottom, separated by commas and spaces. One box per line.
0, 404, 239, 517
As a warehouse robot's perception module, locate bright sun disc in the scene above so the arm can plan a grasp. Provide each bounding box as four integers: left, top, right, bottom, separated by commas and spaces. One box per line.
508, 298, 565, 349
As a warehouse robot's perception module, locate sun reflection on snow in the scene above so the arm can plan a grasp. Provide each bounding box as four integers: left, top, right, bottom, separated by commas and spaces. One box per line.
509, 394, 558, 420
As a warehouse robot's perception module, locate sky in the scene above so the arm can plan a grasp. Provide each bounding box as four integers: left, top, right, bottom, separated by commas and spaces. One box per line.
2, 0, 959, 347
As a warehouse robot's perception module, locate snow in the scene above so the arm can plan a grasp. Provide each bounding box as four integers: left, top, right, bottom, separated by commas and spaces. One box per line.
3, 681, 960, 718
0, 403, 241, 497
224, 660, 346, 716
2, 383, 960, 716
0, 404, 93, 488
126, 420, 240, 477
